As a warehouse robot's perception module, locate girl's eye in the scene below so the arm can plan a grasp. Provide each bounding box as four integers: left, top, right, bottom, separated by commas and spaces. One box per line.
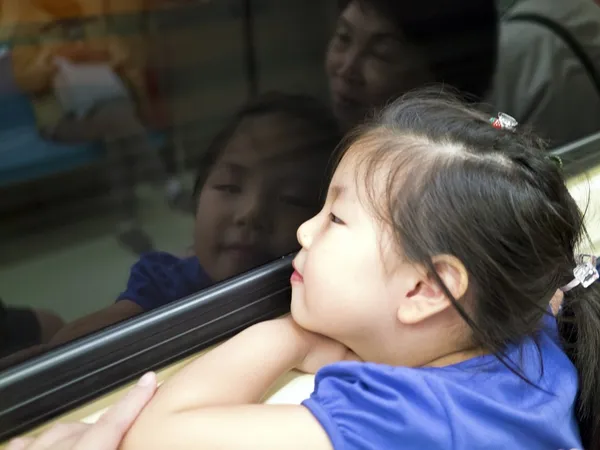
334, 31, 351, 44
213, 184, 241, 194
329, 212, 345, 225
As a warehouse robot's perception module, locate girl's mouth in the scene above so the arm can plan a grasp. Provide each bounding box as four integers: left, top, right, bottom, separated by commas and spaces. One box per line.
291, 269, 304, 283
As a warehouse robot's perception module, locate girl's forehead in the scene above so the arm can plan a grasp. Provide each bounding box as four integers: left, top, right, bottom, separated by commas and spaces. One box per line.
332, 139, 390, 189
220, 115, 328, 164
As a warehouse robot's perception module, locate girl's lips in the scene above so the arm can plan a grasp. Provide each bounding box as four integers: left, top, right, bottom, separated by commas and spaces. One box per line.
291, 269, 304, 283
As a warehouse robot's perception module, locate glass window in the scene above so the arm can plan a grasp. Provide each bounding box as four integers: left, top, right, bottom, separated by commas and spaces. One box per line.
1, 0, 600, 441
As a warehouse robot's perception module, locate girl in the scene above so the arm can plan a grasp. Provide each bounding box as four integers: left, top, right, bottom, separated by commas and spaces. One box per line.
118, 90, 598, 448
42, 92, 341, 347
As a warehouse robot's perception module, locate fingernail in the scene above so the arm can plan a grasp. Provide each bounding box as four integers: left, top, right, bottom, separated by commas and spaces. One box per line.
137, 372, 156, 387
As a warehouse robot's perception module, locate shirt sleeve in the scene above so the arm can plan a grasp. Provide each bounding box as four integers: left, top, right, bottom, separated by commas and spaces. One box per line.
302, 362, 451, 450
116, 252, 189, 311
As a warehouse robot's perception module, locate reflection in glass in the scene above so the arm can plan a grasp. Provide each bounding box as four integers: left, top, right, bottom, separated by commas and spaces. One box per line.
325, 0, 498, 131
489, 0, 600, 147
3, 0, 598, 380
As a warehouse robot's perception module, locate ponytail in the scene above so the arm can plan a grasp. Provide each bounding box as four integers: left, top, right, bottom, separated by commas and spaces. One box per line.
559, 281, 600, 449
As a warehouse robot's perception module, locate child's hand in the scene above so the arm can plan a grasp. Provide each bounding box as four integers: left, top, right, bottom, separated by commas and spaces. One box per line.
261, 316, 360, 373
295, 328, 360, 374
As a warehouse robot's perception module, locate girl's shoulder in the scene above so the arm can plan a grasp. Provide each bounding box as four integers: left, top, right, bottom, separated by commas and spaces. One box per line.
117, 252, 211, 311
303, 333, 581, 449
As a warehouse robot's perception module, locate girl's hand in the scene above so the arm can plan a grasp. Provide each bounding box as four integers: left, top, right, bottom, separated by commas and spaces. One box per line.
291, 323, 360, 374
264, 316, 358, 373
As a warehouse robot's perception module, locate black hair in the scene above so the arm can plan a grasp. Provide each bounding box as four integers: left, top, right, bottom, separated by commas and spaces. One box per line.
336, 0, 499, 100
192, 91, 342, 197
338, 88, 600, 448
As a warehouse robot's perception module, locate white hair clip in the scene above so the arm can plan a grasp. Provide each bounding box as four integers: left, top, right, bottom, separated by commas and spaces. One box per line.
560, 254, 600, 293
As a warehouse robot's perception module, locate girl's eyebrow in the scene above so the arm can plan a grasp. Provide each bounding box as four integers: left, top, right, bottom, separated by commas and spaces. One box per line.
329, 184, 346, 201
214, 162, 248, 175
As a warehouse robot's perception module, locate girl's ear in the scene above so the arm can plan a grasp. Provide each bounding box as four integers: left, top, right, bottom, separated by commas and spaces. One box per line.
397, 255, 468, 325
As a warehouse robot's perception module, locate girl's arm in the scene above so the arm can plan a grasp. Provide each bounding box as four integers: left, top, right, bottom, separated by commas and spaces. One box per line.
120, 316, 344, 450
49, 300, 143, 346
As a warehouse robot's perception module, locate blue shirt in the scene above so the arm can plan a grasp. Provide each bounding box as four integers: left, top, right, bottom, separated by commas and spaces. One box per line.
303, 316, 581, 449
116, 252, 212, 311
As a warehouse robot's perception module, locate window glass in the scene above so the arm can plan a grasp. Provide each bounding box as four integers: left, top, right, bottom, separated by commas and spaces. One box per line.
1, 0, 599, 375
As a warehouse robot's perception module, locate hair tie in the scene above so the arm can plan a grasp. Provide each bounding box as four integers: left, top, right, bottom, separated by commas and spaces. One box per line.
547, 155, 563, 169
560, 254, 600, 292
490, 112, 518, 131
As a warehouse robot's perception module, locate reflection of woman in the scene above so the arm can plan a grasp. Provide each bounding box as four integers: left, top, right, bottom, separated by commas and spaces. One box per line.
325, 0, 498, 131
10, 0, 161, 254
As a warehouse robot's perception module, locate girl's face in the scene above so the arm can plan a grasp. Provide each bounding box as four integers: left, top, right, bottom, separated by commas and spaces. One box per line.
291, 147, 409, 362
194, 114, 329, 283
325, 1, 432, 130
291, 144, 469, 365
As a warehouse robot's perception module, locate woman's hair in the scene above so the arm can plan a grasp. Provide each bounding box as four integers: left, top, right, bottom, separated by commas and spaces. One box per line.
337, 0, 498, 100
338, 88, 600, 448
193, 91, 342, 196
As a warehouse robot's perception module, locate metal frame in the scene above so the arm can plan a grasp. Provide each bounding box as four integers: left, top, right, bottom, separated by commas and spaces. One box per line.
551, 131, 600, 178
0, 254, 293, 441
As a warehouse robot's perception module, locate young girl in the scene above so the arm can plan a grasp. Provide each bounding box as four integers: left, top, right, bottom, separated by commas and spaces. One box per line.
117, 91, 598, 449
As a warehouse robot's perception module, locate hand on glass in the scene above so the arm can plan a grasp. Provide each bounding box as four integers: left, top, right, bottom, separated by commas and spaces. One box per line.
6, 372, 158, 450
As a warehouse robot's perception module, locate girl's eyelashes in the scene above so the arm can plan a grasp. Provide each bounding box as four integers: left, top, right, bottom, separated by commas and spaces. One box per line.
213, 184, 241, 194
329, 212, 345, 225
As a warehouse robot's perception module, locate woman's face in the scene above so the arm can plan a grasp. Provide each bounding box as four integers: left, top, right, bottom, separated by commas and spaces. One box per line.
325, 1, 432, 130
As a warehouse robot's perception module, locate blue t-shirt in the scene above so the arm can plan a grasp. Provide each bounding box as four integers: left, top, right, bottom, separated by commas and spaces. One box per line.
116, 252, 212, 311
303, 316, 581, 449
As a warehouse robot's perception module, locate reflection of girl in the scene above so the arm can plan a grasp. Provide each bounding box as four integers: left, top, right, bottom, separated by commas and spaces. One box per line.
45, 92, 341, 346
121, 92, 593, 449
325, 0, 498, 131
10, 0, 161, 254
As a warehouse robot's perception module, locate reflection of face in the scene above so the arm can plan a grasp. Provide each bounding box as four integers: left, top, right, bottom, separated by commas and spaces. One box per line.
194, 114, 329, 283
325, 1, 431, 129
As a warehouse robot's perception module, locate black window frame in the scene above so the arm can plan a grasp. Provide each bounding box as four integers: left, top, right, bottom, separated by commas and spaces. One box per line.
0, 254, 293, 442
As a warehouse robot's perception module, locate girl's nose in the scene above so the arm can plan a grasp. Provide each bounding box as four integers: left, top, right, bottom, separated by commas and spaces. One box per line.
233, 191, 269, 232
297, 213, 320, 249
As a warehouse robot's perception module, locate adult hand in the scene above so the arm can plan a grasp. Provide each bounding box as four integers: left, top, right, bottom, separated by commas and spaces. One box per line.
6, 372, 158, 450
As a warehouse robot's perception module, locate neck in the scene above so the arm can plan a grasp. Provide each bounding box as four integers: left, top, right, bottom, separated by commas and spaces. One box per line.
423, 346, 488, 368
